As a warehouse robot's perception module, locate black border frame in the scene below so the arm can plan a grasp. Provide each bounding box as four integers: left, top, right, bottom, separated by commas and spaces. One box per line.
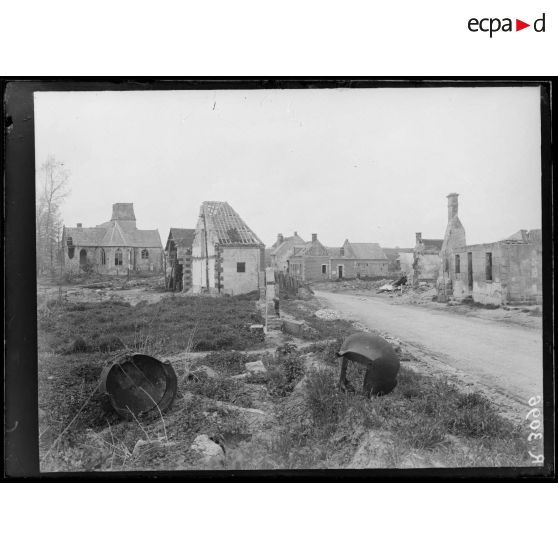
3, 78, 555, 480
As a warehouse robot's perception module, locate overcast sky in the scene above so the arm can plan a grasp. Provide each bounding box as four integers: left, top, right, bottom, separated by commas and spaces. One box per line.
34, 86, 542, 248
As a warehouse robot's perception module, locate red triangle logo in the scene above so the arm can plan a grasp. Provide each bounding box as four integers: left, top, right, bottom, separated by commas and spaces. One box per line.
516, 19, 530, 31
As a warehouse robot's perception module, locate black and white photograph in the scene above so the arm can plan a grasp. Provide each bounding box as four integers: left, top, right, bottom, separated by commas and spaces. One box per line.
22, 83, 550, 474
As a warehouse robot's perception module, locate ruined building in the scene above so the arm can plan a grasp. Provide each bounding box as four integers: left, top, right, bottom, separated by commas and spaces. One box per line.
165, 228, 195, 291
191, 201, 265, 295
411, 232, 443, 284
62, 203, 163, 274
438, 194, 542, 306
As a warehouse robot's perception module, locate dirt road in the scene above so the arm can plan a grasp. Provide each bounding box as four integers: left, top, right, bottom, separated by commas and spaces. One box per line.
315, 290, 543, 418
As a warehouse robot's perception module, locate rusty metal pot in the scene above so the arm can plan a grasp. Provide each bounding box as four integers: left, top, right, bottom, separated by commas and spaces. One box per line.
336, 333, 400, 396
100, 352, 178, 419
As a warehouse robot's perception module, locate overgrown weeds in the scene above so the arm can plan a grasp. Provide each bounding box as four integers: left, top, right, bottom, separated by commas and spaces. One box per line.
39, 295, 264, 355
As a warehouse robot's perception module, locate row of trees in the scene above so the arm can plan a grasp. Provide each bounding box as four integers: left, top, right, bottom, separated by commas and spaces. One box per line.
36, 156, 70, 276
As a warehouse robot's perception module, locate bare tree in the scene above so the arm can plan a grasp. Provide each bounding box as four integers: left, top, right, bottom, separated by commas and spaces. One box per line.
36, 156, 70, 276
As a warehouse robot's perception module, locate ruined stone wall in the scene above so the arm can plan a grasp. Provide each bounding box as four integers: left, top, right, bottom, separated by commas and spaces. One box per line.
191, 232, 217, 293
501, 243, 542, 304
413, 253, 440, 282
221, 246, 261, 295
451, 242, 541, 305
399, 252, 414, 277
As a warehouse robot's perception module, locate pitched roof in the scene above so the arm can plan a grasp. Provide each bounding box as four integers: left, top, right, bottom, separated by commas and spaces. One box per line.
167, 228, 196, 250
270, 233, 306, 255
65, 202, 162, 248
65, 223, 162, 248
346, 242, 387, 260
200, 201, 263, 246
326, 247, 342, 258
296, 239, 329, 257
100, 221, 162, 247
504, 229, 542, 244
65, 227, 106, 246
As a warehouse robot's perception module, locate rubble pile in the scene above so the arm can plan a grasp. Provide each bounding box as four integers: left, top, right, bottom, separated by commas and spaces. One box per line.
314, 308, 341, 320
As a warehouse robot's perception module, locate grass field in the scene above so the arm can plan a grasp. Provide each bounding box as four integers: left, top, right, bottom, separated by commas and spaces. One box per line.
38, 287, 532, 472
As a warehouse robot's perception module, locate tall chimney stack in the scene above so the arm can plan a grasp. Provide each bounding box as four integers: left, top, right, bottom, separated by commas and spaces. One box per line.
415, 232, 422, 244
447, 193, 459, 221
312, 233, 317, 242
277, 233, 284, 244
77, 223, 82, 228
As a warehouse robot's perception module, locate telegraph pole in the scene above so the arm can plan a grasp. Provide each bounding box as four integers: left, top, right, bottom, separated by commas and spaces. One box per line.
202, 207, 210, 291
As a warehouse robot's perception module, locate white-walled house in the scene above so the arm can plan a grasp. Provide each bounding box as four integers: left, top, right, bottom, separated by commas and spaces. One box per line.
190, 201, 265, 295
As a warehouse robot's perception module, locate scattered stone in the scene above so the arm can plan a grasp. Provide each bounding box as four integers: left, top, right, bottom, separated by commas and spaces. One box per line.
190, 434, 225, 468
249, 324, 265, 338
378, 283, 394, 292
245, 360, 267, 374
282, 319, 307, 336
39, 408, 47, 420
196, 365, 219, 379
314, 309, 340, 320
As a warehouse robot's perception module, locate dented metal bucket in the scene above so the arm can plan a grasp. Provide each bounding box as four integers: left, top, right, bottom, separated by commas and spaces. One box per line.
100, 352, 178, 419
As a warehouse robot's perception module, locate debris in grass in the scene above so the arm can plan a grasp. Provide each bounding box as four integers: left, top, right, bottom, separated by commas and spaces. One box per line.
190, 434, 225, 468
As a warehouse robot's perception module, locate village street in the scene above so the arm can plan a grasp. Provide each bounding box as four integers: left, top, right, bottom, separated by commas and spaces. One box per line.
315, 290, 544, 418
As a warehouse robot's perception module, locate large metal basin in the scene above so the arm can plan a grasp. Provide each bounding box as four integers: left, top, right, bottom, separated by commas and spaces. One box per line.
100, 352, 177, 419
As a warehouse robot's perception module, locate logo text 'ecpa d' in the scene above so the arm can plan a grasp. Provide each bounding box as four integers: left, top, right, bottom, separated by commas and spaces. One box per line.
468, 13, 546, 37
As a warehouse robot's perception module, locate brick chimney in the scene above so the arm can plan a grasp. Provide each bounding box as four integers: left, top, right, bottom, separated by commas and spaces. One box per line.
77, 223, 82, 228
416, 232, 422, 244
312, 233, 317, 242
277, 233, 284, 244
447, 193, 459, 221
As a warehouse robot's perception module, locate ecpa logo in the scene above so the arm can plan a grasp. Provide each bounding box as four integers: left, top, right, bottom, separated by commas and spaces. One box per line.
468, 13, 546, 37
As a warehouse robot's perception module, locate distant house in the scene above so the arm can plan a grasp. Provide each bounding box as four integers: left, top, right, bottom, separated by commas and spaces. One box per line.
329, 240, 388, 279
438, 193, 541, 305
288, 233, 331, 281
191, 201, 265, 295
62, 203, 163, 275
288, 234, 388, 281
165, 228, 195, 291
270, 232, 306, 272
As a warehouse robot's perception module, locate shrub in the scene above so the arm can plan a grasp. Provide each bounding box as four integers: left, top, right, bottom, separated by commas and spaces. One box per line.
304, 367, 347, 431
281, 354, 305, 383
403, 417, 447, 450
97, 335, 125, 353
200, 351, 251, 376
449, 391, 514, 438
186, 376, 252, 408
65, 336, 89, 354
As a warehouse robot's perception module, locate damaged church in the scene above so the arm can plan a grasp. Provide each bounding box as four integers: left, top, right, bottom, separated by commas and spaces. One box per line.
62, 203, 163, 275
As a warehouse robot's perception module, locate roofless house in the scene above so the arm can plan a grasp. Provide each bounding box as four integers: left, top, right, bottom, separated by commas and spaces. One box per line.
191, 201, 265, 295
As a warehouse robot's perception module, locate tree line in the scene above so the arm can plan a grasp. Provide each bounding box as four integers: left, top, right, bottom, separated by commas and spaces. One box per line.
36, 156, 70, 276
